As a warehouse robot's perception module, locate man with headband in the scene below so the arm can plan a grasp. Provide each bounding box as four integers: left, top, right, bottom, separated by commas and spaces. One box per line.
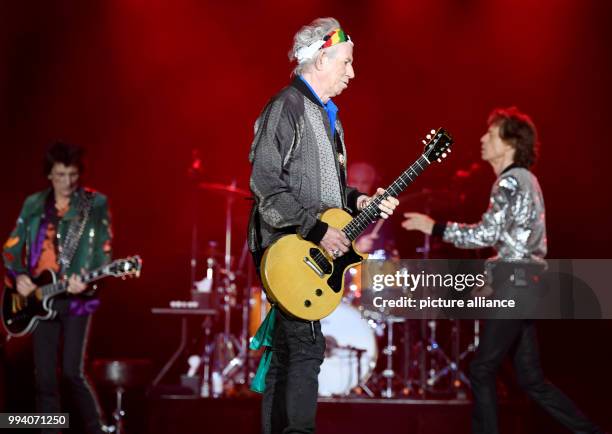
248, 17, 399, 434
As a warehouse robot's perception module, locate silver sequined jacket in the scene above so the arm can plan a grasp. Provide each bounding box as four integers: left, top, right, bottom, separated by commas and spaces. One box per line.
444, 166, 547, 263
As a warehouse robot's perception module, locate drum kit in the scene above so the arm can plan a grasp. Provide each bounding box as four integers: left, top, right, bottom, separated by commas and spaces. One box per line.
322, 248, 480, 399
174, 168, 480, 400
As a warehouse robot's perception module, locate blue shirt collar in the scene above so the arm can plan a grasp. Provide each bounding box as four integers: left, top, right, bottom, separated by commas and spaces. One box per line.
298, 75, 325, 106
298, 75, 339, 137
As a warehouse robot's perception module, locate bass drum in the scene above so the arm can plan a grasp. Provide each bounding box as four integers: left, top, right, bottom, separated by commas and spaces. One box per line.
318, 302, 377, 396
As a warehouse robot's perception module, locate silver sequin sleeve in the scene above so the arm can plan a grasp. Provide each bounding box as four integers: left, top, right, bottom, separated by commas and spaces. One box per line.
443, 167, 547, 262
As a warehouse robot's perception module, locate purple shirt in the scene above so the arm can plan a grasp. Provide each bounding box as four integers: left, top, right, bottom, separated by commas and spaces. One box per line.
30, 199, 100, 317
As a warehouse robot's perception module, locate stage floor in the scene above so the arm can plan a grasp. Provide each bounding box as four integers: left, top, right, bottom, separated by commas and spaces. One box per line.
147, 395, 535, 434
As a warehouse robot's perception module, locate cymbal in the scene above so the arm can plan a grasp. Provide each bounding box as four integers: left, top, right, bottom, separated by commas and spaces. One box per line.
198, 182, 250, 197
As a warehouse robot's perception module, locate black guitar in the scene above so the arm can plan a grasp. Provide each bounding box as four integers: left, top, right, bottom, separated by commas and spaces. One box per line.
1, 256, 142, 337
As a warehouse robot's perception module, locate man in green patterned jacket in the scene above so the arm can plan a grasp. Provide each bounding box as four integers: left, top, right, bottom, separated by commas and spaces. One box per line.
3, 141, 111, 434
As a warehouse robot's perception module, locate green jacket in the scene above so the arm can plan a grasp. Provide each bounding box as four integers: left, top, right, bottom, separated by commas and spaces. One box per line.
3, 187, 112, 278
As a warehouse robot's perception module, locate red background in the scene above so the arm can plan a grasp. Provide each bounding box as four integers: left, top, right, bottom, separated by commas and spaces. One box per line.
2, 0, 611, 427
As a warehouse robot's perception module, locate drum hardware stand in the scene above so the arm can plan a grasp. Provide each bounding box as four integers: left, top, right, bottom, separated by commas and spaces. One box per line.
218, 179, 239, 383
108, 391, 126, 433
195, 281, 246, 397
213, 272, 244, 390
415, 229, 445, 394
189, 249, 218, 397
413, 219, 481, 394
185, 153, 224, 396
415, 226, 456, 395
201, 179, 252, 395
401, 320, 421, 397
381, 318, 395, 398
423, 319, 480, 396
219, 242, 255, 387
455, 319, 480, 394
197, 315, 215, 397
239, 241, 254, 383
347, 346, 374, 398
360, 318, 407, 398
188, 149, 204, 293
423, 319, 453, 390
185, 169, 254, 396
380, 317, 404, 398
412, 318, 480, 396
457, 319, 479, 387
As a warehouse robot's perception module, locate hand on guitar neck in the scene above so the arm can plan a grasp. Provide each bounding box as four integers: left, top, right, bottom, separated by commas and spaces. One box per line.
66, 272, 88, 294
320, 188, 399, 259
16, 272, 88, 297
357, 188, 399, 219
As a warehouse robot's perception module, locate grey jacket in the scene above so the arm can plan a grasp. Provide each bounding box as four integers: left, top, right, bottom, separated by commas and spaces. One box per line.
442, 165, 547, 264
248, 78, 363, 261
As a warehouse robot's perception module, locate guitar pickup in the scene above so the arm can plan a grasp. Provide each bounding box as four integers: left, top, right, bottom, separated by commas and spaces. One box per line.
309, 248, 332, 274
12, 293, 25, 314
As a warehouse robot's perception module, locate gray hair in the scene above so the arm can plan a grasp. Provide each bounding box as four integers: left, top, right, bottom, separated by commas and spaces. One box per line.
289, 17, 343, 76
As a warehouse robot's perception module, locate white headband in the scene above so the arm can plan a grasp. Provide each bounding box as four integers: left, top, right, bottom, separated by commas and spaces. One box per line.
296, 40, 327, 64
295, 29, 353, 64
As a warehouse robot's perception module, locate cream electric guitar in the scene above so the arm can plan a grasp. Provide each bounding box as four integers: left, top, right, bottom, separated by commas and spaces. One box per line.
261, 128, 455, 320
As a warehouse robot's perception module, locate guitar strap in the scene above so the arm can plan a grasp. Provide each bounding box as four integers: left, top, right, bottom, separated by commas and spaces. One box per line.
58, 190, 94, 274
253, 209, 264, 267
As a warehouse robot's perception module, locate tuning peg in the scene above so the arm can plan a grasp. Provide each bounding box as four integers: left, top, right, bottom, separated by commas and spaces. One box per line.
442, 152, 447, 158
426, 134, 431, 140
430, 129, 436, 134
437, 158, 441, 163
447, 148, 451, 152
422, 139, 427, 145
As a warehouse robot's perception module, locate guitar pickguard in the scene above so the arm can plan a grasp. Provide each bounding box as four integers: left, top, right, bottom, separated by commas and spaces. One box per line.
308, 248, 333, 275
327, 247, 363, 293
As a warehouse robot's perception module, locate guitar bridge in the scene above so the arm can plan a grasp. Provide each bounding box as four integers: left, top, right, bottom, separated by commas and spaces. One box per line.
303, 257, 324, 278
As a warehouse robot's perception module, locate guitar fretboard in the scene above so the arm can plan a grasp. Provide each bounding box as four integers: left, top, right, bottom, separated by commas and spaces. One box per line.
343, 155, 430, 241
40, 266, 109, 297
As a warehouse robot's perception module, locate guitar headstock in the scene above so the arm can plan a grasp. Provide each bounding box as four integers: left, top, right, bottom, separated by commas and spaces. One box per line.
106, 255, 142, 279
422, 128, 454, 163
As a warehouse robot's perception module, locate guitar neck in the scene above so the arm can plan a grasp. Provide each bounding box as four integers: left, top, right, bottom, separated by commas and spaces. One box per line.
343, 155, 431, 241
40, 265, 109, 298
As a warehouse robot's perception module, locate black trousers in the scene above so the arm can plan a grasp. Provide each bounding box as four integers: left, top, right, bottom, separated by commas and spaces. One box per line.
470, 318, 600, 434
261, 309, 325, 434
32, 313, 104, 434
